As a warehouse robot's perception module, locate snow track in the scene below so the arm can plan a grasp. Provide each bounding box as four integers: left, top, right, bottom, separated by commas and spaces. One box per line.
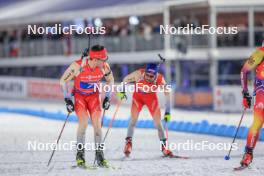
0, 113, 263, 176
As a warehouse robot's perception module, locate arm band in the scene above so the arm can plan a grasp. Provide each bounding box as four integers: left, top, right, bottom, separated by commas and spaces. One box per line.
104, 70, 112, 77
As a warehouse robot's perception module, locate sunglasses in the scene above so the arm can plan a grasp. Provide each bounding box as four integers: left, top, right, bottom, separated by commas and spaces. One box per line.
145, 73, 155, 78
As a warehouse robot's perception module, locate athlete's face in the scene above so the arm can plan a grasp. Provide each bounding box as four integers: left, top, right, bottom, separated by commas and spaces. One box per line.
94, 59, 105, 68
144, 72, 156, 82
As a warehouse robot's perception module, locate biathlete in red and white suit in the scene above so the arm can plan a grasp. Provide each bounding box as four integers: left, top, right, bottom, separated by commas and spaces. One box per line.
117, 63, 173, 157
59, 45, 114, 167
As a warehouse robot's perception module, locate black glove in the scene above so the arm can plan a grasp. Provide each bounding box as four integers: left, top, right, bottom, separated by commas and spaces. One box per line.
65, 98, 74, 113
242, 91, 252, 109
102, 97, 110, 110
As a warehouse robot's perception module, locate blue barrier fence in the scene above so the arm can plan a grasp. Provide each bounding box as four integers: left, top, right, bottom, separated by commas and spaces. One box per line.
0, 107, 263, 141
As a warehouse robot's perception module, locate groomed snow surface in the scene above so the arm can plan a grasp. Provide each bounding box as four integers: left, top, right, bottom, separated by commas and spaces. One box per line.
0, 100, 263, 176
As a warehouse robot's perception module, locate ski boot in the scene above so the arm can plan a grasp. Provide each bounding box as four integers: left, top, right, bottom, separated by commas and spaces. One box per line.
124, 137, 132, 157
161, 139, 173, 157
240, 147, 253, 166
76, 144, 85, 167
95, 149, 108, 167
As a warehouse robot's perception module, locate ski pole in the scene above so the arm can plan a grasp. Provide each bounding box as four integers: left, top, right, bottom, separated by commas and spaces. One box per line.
101, 109, 106, 127
165, 121, 169, 141
102, 100, 122, 143
47, 112, 71, 167
80, 34, 91, 71
158, 54, 170, 144
93, 100, 122, 166
93, 108, 107, 166
157, 54, 166, 68
224, 108, 246, 160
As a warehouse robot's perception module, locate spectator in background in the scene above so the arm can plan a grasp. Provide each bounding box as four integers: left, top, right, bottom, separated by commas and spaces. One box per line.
142, 23, 152, 40
255, 22, 264, 46
9, 31, 19, 57
0, 32, 4, 58
237, 23, 248, 46
191, 17, 200, 28
173, 18, 181, 28
120, 26, 130, 36
62, 29, 72, 56
152, 22, 161, 33
111, 24, 120, 36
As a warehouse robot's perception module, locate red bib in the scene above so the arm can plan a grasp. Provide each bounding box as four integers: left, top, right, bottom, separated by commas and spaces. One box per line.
74, 59, 104, 95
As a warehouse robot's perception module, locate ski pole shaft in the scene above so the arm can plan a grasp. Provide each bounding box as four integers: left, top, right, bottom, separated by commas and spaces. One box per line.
88, 33, 91, 50
158, 54, 169, 142
157, 54, 166, 68
102, 100, 122, 143
165, 122, 169, 141
93, 100, 122, 166
225, 108, 246, 160
93, 108, 106, 166
158, 54, 166, 63
101, 109, 106, 127
47, 112, 70, 167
